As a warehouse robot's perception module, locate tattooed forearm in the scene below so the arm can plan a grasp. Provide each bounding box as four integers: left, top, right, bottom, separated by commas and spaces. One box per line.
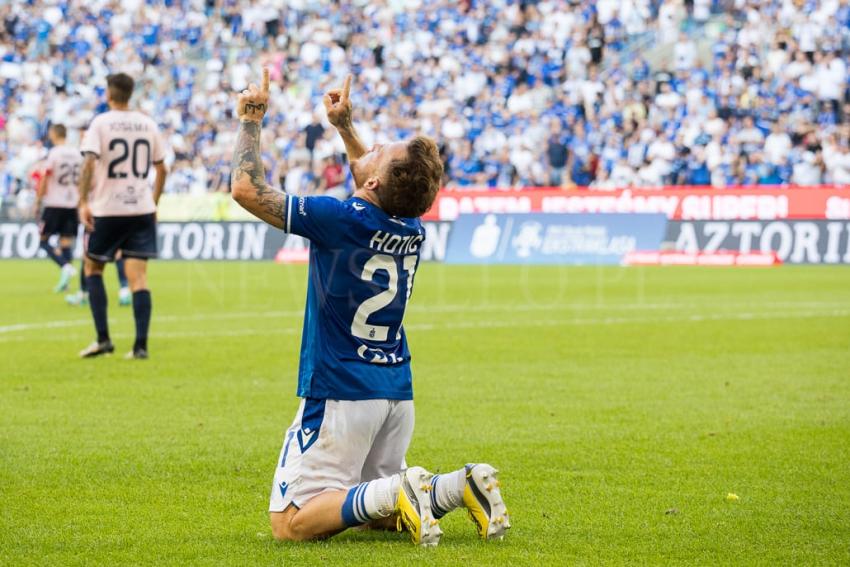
78, 155, 96, 203
231, 121, 265, 188
231, 120, 286, 228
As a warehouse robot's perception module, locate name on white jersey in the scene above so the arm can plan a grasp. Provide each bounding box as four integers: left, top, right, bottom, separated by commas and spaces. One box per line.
109, 122, 151, 133
369, 230, 423, 254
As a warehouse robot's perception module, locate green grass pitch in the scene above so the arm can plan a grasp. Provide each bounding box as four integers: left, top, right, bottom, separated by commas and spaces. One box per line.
1, 260, 849, 565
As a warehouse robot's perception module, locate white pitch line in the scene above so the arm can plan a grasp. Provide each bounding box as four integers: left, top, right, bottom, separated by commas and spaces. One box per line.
3, 300, 850, 336
0, 319, 89, 333
404, 309, 850, 332
1, 308, 848, 343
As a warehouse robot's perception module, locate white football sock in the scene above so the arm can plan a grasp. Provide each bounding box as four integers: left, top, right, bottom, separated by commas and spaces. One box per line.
430, 468, 466, 518
343, 474, 401, 525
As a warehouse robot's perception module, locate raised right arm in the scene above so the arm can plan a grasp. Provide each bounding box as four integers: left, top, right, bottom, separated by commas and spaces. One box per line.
230, 120, 287, 229
230, 67, 287, 230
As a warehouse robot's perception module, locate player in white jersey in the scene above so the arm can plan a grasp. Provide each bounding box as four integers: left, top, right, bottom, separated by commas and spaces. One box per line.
36, 124, 81, 292
77, 73, 168, 360
36, 125, 131, 306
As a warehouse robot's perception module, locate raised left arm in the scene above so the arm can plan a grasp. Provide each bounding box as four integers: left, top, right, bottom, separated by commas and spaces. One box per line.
324, 75, 368, 161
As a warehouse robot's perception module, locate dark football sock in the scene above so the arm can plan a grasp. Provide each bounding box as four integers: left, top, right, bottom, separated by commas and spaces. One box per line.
116, 258, 129, 288
79, 260, 87, 292
61, 246, 73, 264
132, 290, 152, 352
40, 241, 66, 267
86, 275, 110, 343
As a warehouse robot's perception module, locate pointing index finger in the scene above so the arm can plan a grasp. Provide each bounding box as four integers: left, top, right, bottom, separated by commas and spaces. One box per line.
261, 67, 270, 94
342, 75, 352, 102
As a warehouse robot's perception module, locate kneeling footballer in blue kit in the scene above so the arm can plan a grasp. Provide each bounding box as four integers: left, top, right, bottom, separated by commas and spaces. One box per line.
231, 69, 510, 545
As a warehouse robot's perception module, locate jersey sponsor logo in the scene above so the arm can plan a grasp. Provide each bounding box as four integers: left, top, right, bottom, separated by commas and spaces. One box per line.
356, 344, 404, 364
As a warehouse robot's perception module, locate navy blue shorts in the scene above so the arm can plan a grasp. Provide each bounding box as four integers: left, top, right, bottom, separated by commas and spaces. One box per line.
40, 207, 79, 238
85, 214, 157, 262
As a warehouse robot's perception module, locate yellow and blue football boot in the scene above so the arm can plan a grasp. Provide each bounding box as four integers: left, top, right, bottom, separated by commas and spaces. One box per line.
395, 466, 442, 546
463, 463, 511, 540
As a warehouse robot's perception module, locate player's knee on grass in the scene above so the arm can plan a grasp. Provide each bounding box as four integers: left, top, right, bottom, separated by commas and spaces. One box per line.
270, 504, 348, 542
270, 509, 293, 541
270, 508, 318, 542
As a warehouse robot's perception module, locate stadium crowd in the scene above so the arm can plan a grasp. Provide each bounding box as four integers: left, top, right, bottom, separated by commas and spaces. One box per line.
1, 0, 850, 205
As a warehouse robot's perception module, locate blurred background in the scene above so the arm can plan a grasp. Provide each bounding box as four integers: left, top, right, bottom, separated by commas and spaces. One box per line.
2, 1, 849, 199
0, 0, 848, 265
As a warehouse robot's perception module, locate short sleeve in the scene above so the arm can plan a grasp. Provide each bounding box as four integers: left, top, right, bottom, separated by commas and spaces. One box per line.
285, 196, 348, 247
79, 119, 101, 157
151, 124, 166, 164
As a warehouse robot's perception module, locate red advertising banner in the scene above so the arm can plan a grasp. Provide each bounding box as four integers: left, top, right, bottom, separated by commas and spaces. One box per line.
424, 186, 850, 222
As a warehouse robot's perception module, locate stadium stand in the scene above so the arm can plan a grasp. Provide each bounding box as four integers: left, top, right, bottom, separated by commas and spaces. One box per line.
0, 0, 848, 206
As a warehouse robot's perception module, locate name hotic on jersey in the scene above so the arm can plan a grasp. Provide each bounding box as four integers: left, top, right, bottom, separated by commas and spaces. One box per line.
80, 110, 166, 217
282, 194, 426, 402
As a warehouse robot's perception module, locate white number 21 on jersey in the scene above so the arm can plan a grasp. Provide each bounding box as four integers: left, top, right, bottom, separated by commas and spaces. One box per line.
351, 254, 417, 341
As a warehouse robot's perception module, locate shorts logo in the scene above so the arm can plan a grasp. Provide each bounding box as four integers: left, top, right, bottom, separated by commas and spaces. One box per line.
278, 481, 288, 499
297, 427, 318, 452
297, 398, 325, 453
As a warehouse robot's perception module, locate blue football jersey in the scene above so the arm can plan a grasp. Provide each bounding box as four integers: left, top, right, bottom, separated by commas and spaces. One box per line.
282, 195, 425, 401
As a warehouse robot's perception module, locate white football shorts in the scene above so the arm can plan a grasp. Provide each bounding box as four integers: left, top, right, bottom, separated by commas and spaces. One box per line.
268, 397, 414, 512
